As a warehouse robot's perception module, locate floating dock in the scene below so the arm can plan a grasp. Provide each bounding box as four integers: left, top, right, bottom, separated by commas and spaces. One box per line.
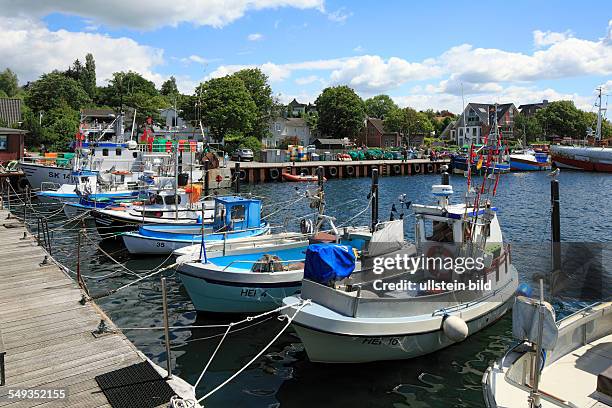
0, 208, 197, 407
230, 158, 450, 183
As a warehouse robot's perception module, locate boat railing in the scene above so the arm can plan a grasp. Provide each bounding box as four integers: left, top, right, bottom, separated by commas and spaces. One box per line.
221, 258, 305, 272
499, 301, 612, 408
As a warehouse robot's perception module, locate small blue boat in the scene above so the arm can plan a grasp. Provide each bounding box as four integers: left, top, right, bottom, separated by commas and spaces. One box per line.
122, 196, 270, 255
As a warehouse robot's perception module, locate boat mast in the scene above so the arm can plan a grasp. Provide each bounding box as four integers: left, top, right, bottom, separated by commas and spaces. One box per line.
595, 87, 604, 141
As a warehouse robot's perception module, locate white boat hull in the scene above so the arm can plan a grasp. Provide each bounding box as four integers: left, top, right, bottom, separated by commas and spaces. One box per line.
123, 234, 200, 255
20, 162, 77, 190
291, 298, 513, 363
285, 268, 518, 363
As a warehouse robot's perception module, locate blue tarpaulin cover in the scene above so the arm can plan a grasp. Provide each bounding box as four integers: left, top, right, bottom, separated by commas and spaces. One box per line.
304, 244, 356, 284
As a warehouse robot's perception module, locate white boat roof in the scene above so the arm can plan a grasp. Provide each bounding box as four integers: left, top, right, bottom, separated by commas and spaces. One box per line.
412, 203, 497, 219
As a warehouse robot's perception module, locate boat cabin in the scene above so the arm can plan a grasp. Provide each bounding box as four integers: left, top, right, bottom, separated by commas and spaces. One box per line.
412, 184, 503, 246
213, 196, 262, 231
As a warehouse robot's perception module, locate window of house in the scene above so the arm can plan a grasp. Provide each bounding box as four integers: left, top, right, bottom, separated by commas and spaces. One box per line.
102, 148, 109, 156
472, 128, 477, 135
459, 128, 463, 136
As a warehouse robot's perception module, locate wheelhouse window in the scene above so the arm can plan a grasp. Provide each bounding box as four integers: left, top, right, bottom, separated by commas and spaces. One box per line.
116, 148, 122, 156
230, 205, 245, 222
102, 148, 109, 156
164, 195, 181, 205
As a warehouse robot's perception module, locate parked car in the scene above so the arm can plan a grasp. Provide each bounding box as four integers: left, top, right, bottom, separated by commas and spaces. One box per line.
231, 148, 254, 162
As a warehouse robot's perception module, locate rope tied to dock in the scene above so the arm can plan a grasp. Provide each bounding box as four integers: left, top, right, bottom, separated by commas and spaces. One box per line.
189, 299, 310, 404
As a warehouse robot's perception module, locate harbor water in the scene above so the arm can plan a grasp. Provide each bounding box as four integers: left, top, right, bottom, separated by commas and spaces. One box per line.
30, 171, 611, 408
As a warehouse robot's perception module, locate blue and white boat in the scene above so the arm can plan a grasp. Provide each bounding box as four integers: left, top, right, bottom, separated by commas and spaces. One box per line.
121, 196, 270, 255
36, 170, 140, 204
509, 150, 551, 171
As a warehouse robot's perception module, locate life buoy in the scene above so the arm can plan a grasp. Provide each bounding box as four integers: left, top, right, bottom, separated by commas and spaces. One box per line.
426, 244, 455, 280
414, 164, 422, 173
269, 168, 280, 180
238, 170, 247, 181
215, 174, 223, 183
393, 164, 401, 175
328, 167, 338, 177
300, 168, 310, 176
345, 166, 355, 177
427, 163, 434, 173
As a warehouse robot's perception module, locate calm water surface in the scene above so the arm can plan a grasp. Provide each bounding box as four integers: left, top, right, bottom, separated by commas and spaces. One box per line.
33, 170, 611, 408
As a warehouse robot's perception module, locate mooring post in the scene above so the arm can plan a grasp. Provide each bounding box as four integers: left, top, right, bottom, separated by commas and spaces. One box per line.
204, 159, 210, 197
550, 179, 561, 294
6, 180, 10, 219
317, 166, 324, 187
22, 201, 26, 225
76, 228, 82, 289
234, 162, 241, 194
161, 277, 173, 379
371, 168, 379, 232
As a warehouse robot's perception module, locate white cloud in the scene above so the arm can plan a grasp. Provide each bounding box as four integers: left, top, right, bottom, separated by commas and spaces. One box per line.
0, 16, 164, 86
247, 33, 264, 41
353, 45, 365, 53
325, 7, 352, 23
295, 75, 320, 85
0, 0, 325, 29
180, 55, 221, 66
533, 30, 573, 48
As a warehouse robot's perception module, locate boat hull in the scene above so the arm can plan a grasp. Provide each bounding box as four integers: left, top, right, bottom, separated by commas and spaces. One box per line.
20, 162, 78, 190
509, 157, 551, 171
550, 145, 612, 172
178, 272, 301, 313
291, 299, 512, 363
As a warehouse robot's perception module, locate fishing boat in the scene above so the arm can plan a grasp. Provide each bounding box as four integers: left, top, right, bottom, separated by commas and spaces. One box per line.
509, 150, 551, 171
36, 169, 144, 204
121, 196, 270, 255
91, 187, 214, 237
550, 88, 612, 172
63, 193, 152, 218
283, 166, 518, 363
483, 300, 612, 407
281, 172, 327, 182
174, 174, 368, 313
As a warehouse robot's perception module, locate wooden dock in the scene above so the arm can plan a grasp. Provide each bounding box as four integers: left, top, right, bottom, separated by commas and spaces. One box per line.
0, 208, 197, 407
230, 158, 450, 184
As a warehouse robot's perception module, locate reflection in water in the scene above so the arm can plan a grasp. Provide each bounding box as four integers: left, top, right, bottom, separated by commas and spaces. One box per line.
37, 170, 610, 407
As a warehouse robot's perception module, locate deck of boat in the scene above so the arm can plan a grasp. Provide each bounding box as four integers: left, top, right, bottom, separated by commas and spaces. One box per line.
488, 333, 612, 408
0, 208, 196, 407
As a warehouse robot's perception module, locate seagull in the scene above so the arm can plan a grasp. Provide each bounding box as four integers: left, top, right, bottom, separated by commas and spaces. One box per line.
548, 168, 560, 178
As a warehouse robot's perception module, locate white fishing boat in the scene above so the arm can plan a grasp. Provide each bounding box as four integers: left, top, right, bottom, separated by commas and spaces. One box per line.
121, 196, 270, 255
91, 188, 214, 237
283, 169, 518, 363
483, 300, 612, 407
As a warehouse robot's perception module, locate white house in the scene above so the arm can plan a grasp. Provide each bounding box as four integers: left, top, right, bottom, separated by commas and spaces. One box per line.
447, 103, 518, 146
265, 117, 312, 147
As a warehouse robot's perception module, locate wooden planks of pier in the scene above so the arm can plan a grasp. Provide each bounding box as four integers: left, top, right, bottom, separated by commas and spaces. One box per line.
0, 209, 185, 408
230, 158, 450, 184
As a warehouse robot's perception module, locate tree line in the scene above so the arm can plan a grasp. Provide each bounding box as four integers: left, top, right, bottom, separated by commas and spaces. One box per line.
0, 55, 609, 151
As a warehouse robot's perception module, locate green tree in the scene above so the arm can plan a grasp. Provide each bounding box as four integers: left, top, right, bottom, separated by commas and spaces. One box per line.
231, 69, 275, 140
0, 68, 19, 97
303, 111, 319, 134
197, 75, 258, 142
384, 107, 434, 144
535, 100, 586, 138
364, 94, 398, 119
514, 114, 543, 143
160, 76, 179, 97
25, 72, 91, 113
81, 53, 96, 99
38, 103, 80, 150
96, 71, 158, 109
315, 85, 365, 138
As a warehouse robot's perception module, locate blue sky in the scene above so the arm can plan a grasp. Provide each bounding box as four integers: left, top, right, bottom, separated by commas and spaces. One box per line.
1, 0, 610, 112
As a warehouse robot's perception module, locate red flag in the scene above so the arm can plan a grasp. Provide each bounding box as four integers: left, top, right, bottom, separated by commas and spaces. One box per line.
492, 173, 501, 196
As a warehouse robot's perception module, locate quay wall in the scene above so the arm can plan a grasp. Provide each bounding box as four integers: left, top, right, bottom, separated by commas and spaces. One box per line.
228, 158, 450, 184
